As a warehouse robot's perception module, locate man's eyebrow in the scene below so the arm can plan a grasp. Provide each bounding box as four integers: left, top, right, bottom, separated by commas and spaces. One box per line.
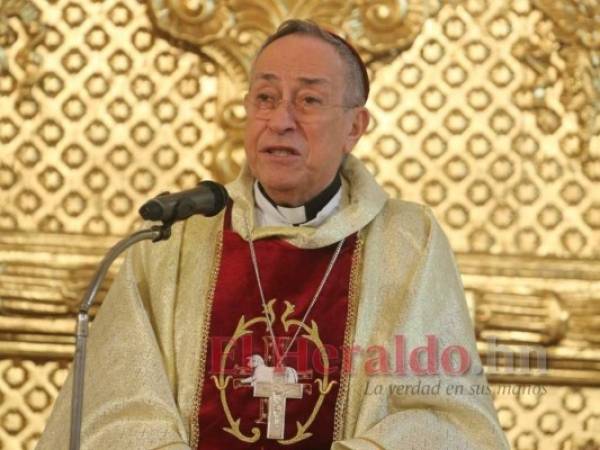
252, 73, 331, 85
298, 76, 330, 86
254, 72, 280, 82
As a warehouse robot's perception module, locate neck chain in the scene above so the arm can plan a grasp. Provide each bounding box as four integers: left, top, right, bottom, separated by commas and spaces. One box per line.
244, 215, 345, 367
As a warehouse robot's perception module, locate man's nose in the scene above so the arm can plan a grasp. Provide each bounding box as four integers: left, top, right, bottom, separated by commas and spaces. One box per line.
267, 99, 297, 133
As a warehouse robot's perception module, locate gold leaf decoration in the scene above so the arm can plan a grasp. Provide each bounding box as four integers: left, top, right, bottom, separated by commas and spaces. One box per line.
352, 0, 442, 54
0, 0, 45, 92
532, 0, 600, 49
531, 0, 600, 158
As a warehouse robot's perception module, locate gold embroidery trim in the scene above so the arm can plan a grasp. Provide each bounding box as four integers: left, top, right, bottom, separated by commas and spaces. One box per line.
211, 312, 265, 443
190, 225, 224, 449
333, 231, 364, 440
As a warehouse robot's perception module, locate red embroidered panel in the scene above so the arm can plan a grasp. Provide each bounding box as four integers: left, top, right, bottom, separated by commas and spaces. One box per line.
196, 211, 356, 449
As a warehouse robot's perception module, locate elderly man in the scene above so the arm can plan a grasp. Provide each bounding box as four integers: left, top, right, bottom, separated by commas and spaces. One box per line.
38, 20, 509, 449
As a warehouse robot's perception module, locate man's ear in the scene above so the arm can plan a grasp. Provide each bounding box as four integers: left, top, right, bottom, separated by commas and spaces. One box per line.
344, 107, 370, 154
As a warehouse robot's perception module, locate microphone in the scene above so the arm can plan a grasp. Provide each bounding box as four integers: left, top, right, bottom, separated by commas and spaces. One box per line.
138, 180, 228, 223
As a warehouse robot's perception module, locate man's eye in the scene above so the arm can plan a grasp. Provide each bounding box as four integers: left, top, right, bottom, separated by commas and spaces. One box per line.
299, 95, 324, 107
254, 92, 276, 106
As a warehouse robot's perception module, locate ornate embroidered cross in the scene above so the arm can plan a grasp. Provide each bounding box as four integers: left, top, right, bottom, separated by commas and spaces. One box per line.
253, 370, 303, 439
234, 337, 314, 424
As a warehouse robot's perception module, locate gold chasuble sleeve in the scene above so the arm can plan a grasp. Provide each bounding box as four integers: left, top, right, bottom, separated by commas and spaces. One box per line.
331, 202, 509, 450
36, 224, 193, 450
36, 213, 225, 450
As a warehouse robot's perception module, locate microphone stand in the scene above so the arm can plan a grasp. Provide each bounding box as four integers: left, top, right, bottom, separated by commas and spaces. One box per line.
69, 223, 172, 450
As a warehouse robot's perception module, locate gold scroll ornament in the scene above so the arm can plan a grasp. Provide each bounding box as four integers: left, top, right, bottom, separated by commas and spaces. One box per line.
0, 0, 45, 94
522, 0, 600, 160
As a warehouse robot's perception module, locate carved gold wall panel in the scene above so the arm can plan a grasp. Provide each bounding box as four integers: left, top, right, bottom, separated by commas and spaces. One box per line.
1, 0, 599, 448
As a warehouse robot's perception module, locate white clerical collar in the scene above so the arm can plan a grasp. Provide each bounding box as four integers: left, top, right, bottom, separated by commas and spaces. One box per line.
254, 178, 342, 228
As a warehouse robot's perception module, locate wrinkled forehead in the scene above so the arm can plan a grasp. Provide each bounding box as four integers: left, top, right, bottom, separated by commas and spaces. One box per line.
251, 72, 333, 91
248, 34, 347, 90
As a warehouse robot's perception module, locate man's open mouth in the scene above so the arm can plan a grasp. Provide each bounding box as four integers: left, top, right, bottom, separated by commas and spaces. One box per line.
262, 146, 300, 156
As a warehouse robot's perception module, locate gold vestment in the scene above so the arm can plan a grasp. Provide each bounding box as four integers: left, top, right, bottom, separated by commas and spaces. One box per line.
38, 155, 509, 449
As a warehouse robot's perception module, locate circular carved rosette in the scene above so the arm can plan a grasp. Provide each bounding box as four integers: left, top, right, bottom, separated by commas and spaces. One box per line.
350, 0, 442, 55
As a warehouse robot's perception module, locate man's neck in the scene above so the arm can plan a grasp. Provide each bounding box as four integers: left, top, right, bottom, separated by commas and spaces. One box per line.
254, 174, 342, 226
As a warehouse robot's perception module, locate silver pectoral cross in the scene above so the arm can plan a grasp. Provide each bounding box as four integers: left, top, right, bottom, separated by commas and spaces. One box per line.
253, 371, 303, 439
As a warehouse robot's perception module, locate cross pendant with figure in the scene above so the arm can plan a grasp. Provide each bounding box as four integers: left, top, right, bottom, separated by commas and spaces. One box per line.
253, 371, 303, 439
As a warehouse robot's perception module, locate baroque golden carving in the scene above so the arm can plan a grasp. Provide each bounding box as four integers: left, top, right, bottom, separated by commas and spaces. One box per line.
459, 252, 600, 386
0, 231, 118, 358
475, 289, 569, 346
353, 0, 442, 56
147, 0, 439, 63
532, 0, 600, 49
518, 0, 600, 160
0, 0, 45, 93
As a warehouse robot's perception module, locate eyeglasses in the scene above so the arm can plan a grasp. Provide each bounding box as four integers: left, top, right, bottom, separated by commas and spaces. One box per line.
246, 90, 357, 123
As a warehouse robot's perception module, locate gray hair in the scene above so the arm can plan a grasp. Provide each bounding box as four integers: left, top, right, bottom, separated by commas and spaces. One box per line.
254, 19, 369, 106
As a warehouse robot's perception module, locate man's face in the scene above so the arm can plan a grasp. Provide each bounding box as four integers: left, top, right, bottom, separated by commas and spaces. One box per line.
244, 34, 369, 206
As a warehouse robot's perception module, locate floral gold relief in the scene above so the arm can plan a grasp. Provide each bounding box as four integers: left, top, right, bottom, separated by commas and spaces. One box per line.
354, 0, 442, 55
0, 0, 45, 93
532, 0, 600, 49
522, 0, 600, 158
